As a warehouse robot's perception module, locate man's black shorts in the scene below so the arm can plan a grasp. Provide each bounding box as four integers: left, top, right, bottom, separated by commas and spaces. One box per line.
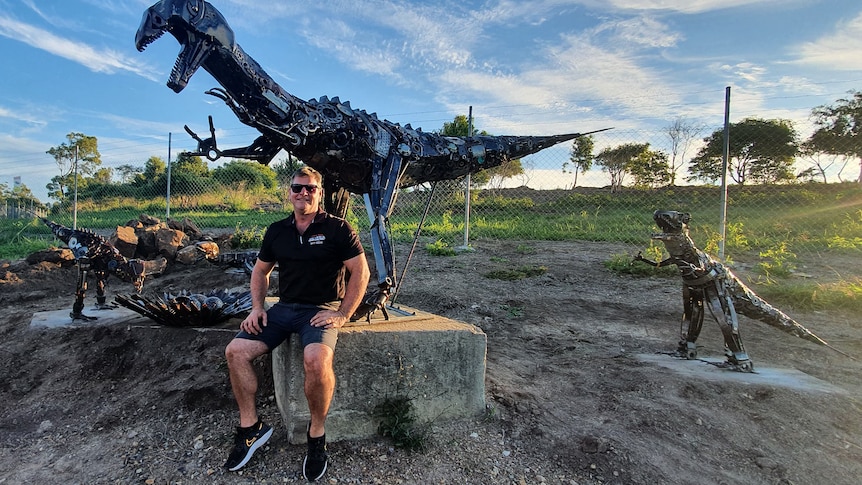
235, 302, 339, 351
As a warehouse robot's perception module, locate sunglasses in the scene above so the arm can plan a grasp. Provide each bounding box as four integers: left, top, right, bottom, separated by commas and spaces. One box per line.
290, 184, 320, 194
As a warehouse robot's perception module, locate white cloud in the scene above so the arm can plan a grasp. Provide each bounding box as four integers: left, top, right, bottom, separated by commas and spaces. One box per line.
0, 105, 47, 128
791, 11, 862, 71
598, 0, 786, 14
592, 15, 682, 48
0, 15, 160, 81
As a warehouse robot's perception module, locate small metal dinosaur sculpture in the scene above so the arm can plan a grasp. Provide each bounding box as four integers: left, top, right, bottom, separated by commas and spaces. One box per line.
42, 218, 146, 321
633, 210, 852, 372
135, 0, 607, 320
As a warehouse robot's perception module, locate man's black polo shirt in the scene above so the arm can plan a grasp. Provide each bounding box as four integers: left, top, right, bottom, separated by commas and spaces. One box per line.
258, 211, 364, 305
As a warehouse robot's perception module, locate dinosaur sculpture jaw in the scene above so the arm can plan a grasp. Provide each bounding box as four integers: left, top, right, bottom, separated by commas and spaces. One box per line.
136, 0, 234, 93
652, 210, 690, 234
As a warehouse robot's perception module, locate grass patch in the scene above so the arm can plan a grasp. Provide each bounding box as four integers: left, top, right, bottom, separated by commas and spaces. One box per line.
502, 305, 524, 318
229, 224, 265, 249
485, 265, 547, 280
605, 253, 678, 277
754, 278, 862, 313
373, 396, 431, 452
425, 239, 457, 256
0, 238, 54, 260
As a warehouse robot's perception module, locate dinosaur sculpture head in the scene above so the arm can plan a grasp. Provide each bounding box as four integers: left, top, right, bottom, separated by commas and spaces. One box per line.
135, 0, 235, 93
112, 259, 146, 293
653, 210, 691, 234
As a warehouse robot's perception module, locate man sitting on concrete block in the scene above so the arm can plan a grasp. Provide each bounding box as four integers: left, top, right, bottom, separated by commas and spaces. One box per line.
223, 166, 370, 481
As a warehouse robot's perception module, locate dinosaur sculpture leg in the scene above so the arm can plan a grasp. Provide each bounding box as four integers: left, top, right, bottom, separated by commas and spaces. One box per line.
93, 271, 115, 310
704, 283, 753, 372
678, 285, 704, 359
71, 259, 97, 321
350, 152, 405, 321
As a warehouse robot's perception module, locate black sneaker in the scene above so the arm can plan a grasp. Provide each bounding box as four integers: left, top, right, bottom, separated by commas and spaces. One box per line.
224, 420, 273, 471
303, 427, 328, 482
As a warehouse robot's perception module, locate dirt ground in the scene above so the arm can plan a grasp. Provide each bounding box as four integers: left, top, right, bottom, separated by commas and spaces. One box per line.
1, 239, 861, 484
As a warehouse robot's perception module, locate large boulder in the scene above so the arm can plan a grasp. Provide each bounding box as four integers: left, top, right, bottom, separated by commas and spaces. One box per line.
168, 217, 203, 241
109, 225, 139, 259
155, 227, 187, 259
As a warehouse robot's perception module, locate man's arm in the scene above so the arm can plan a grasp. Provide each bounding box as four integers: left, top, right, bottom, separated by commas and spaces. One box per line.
239, 259, 276, 334
338, 252, 371, 320
310, 252, 370, 329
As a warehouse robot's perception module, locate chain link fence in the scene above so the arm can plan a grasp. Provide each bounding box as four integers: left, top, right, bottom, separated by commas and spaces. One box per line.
3, 122, 861, 284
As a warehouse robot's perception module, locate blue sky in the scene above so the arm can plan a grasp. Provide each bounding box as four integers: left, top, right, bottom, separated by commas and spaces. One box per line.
1, 0, 861, 201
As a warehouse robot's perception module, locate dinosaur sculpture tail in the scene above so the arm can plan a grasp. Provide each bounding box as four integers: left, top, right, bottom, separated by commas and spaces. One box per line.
726, 271, 856, 360
40, 217, 76, 244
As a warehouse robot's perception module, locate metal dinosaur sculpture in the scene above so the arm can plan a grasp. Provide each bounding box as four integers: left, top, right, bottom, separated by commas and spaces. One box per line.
115, 289, 252, 327
633, 210, 852, 372
135, 0, 607, 319
41, 218, 146, 321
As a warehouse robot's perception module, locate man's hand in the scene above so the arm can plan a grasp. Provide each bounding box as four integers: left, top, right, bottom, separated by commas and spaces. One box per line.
240, 308, 268, 335
310, 309, 347, 329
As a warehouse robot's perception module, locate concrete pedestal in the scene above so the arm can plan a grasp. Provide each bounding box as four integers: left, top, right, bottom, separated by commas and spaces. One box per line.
272, 304, 487, 444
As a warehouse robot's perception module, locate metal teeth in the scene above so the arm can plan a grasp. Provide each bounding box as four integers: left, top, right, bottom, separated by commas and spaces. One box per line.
137, 30, 164, 51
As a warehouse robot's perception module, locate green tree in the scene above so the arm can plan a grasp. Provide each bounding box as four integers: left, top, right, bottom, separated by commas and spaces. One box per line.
484, 158, 526, 189
563, 135, 595, 189
116, 164, 144, 184
137, 156, 167, 185
271, 153, 304, 186
212, 160, 278, 191
11, 182, 40, 205
174, 152, 209, 177
796, 140, 839, 183
45, 132, 101, 200
628, 147, 671, 189
441, 115, 480, 137
596, 143, 649, 192
92, 167, 113, 185
808, 90, 862, 184
686, 118, 797, 185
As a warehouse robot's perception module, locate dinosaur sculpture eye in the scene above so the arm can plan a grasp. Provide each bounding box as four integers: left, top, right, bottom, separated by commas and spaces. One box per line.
186, 0, 204, 21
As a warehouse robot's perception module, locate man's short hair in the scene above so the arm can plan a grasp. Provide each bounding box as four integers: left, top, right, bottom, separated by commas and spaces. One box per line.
292, 166, 323, 185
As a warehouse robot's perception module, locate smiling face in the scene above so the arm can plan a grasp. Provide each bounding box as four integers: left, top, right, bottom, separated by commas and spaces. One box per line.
290, 174, 323, 216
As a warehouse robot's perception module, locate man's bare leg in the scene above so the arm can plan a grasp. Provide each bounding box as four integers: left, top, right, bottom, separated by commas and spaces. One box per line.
225, 338, 270, 427
304, 343, 335, 438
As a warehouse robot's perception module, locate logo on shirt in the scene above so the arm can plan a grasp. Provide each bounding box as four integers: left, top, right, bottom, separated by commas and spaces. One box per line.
308, 234, 326, 245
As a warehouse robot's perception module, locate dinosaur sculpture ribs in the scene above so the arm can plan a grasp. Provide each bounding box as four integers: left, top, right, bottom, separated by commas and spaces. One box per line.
42, 218, 146, 321
136, 0, 606, 319
634, 210, 852, 371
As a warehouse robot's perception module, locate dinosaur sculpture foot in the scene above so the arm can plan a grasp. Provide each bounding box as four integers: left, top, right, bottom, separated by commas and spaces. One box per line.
676, 341, 698, 360
710, 358, 755, 373
94, 302, 119, 311
724, 360, 755, 373
350, 288, 391, 323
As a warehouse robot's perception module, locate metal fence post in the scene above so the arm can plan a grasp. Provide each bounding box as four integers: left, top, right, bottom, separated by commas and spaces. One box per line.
166, 132, 172, 219
459, 106, 473, 251
719, 86, 731, 262
73, 145, 79, 230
